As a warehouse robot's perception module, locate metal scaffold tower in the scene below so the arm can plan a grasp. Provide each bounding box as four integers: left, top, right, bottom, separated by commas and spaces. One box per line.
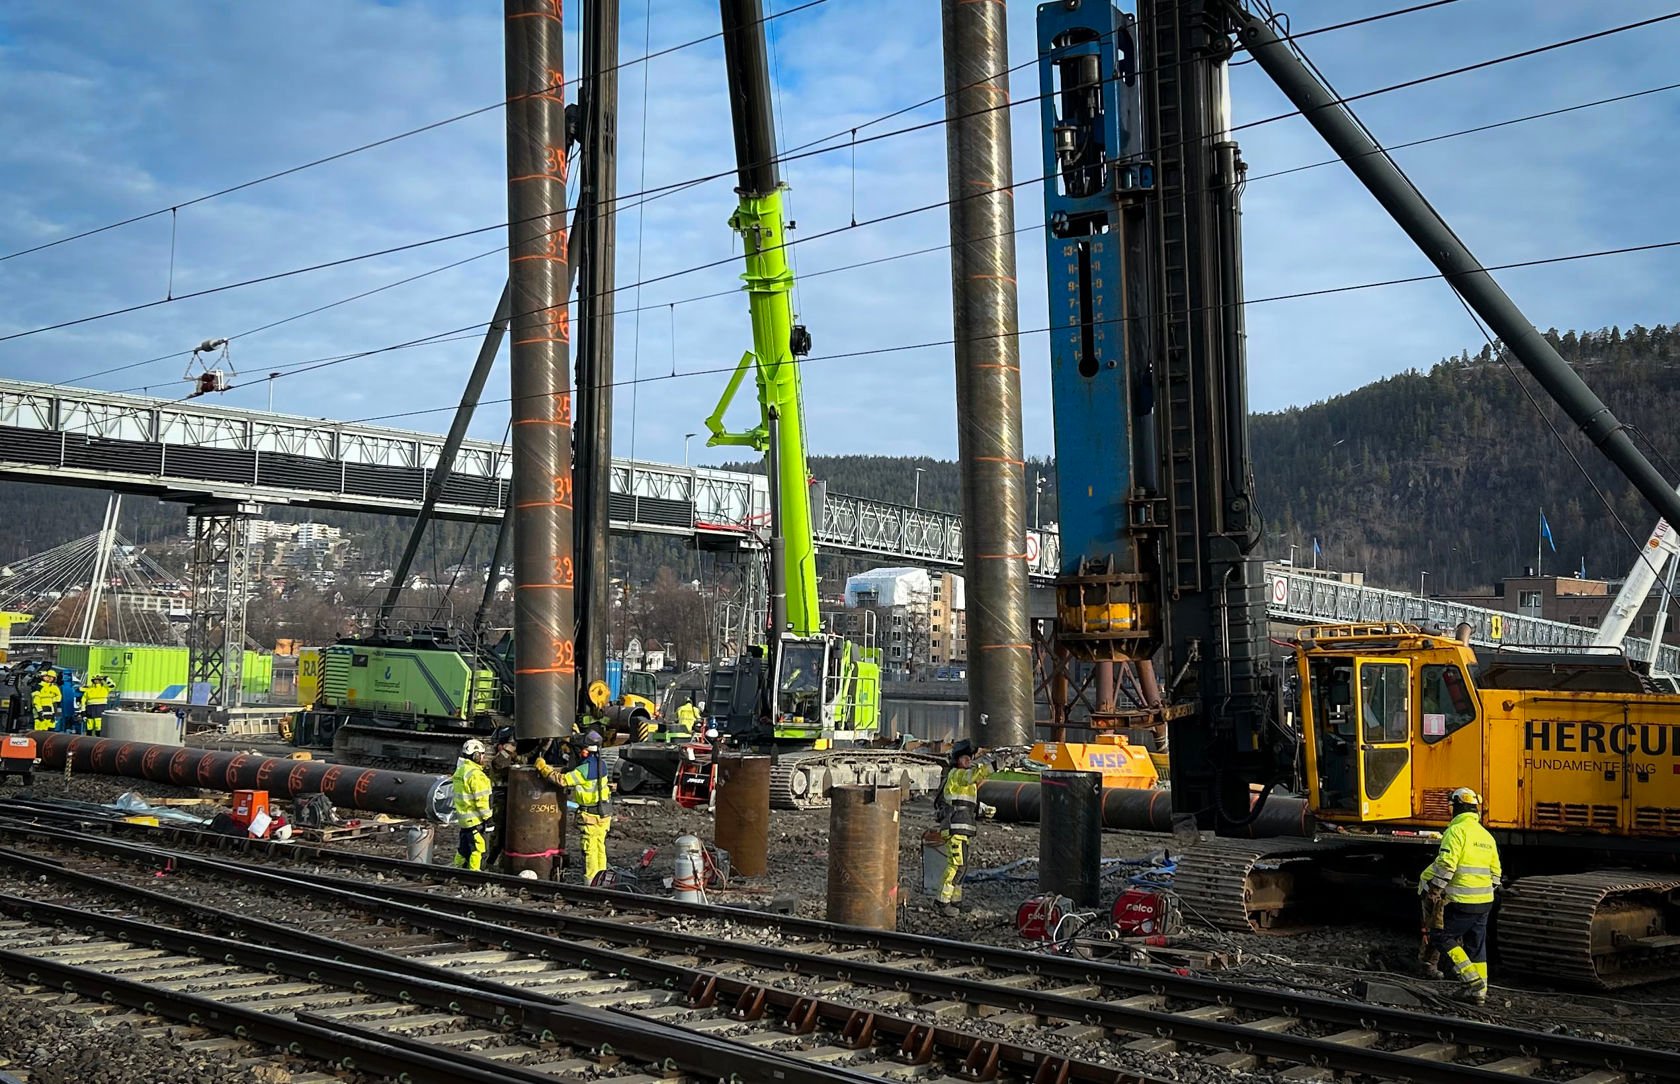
186, 501, 259, 707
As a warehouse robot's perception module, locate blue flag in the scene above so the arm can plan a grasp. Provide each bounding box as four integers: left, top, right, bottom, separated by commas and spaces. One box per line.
1312, 537, 1322, 558
1580, 555, 1587, 578
1540, 513, 1556, 553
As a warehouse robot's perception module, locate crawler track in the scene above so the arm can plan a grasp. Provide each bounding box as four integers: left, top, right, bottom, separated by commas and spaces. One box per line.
3, 801, 1679, 1082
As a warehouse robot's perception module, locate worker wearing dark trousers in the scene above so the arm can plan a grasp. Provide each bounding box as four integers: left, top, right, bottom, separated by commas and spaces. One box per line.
1419, 786, 1501, 1004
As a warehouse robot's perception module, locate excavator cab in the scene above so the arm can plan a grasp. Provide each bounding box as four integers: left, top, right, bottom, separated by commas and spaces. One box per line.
1299, 625, 1424, 824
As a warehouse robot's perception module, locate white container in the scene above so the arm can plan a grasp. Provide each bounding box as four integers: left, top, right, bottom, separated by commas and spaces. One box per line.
673, 833, 705, 902
102, 710, 184, 746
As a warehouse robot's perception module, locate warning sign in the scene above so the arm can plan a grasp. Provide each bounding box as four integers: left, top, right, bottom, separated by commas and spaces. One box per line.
1025, 532, 1041, 565
1489, 614, 1503, 640
1271, 575, 1289, 607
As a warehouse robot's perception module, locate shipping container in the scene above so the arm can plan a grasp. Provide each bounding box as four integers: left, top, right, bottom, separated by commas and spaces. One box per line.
53, 644, 274, 703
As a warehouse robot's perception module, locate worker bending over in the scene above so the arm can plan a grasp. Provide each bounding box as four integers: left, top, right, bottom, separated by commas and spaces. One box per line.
482, 725, 519, 867
538, 729, 612, 884
451, 738, 495, 871
937, 740, 992, 914
1419, 786, 1502, 1004
676, 695, 702, 737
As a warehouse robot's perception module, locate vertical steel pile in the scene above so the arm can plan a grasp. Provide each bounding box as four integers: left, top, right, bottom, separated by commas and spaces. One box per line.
573, 0, 619, 688
505, 0, 575, 740
826, 784, 901, 930
714, 754, 771, 877
942, 0, 1034, 747
503, 765, 564, 879
1038, 770, 1102, 906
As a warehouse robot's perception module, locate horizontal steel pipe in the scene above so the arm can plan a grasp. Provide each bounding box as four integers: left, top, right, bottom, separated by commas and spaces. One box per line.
979, 781, 1311, 839
37, 734, 452, 823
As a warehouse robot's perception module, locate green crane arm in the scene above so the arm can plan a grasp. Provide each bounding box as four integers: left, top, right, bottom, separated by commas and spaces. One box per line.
708, 0, 819, 640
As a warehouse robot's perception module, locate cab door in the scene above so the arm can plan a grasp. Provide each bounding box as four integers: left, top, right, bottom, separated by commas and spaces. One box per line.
1356, 659, 1414, 821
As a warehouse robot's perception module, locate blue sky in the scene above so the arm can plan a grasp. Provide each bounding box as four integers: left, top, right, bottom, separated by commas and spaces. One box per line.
2, 0, 1678, 467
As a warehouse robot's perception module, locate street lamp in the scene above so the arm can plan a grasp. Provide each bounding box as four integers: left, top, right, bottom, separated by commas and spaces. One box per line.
1419, 570, 1430, 599
684, 432, 696, 468
267, 372, 281, 413
913, 467, 926, 509
1033, 474, 1046, 529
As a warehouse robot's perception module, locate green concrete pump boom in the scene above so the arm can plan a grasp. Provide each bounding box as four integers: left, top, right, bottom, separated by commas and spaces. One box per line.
705, 0, 819, 641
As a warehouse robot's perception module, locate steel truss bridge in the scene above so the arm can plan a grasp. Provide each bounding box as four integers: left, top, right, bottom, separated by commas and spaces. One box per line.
0, 378, 1670, 670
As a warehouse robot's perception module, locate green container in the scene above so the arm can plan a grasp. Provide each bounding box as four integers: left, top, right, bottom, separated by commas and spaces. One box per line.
320, 643, 497, 720
55, 644, 274, 703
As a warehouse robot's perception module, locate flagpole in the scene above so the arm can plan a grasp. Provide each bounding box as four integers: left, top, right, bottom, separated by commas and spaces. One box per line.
1537, 509, 1543, 578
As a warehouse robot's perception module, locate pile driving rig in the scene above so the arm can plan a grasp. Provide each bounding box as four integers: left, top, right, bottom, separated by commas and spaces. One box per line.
1041, 0, 1680, 987
691, 0, 945, 808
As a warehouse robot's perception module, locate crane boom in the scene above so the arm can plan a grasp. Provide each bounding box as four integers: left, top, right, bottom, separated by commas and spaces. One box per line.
705, 0, 819, 639
1594, 502, 1680, 652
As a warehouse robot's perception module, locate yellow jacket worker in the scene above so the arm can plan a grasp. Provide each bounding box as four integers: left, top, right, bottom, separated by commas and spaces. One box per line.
1419, 787, 1502, 1004
538, 729, 612, 885
451, 738, 495, 872
937, 739, 992, 913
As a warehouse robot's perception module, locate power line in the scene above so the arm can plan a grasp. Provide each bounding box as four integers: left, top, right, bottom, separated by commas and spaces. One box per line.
174, 234, 1680, 433
1, 0, 1484, 348
0, 0, 827, 266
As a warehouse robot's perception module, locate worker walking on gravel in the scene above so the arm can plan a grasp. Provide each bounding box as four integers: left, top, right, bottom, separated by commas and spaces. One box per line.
451, 738, 495, 872
1419, 787, 1501, 1004
936, 740, 992, 914
537, 729, 612, 885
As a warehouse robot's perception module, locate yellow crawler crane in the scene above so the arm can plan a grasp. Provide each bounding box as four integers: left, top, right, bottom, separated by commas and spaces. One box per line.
1288, 623, 1680, 988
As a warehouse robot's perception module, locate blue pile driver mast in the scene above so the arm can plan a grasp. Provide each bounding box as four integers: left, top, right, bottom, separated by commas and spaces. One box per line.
1039, 0, 1274, 828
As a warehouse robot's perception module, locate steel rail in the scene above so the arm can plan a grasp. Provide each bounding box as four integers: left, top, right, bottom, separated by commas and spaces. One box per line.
0, 835, 1151, 1084
6, 806, 1673, 1080
0, 850, 883, 1084
0, 890, 851, 1084
6, 819, 1675, 1084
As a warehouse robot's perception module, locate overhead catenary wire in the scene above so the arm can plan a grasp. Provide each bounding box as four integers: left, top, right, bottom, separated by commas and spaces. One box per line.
183, 235, 1680, 440
5, 0, 1541, 350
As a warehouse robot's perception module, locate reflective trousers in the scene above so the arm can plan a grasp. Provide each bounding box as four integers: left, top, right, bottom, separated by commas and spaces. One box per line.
1429, 901, 1490, 991
578, 811, 611, 885
938, 829, 969, 903
454, 825, 487, 871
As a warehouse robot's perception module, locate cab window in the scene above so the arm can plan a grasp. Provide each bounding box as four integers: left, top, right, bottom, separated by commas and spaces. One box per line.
1359, 663, 1409, 743
1419, 663, 1476, 744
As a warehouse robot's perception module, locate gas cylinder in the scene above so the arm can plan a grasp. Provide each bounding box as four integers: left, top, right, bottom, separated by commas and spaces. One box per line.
673, 834, 706, 903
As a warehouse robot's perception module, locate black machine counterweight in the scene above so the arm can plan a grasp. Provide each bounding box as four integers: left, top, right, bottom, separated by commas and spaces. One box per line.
505, 0, 576, 741
942, 0, 1037, 749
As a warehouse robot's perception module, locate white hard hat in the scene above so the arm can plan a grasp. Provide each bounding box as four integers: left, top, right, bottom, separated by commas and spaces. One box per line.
1449, 786, 1481, 806
460, 738, 488, 757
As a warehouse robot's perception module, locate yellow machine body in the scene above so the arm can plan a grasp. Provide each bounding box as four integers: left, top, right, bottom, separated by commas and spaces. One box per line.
1029, 734, 1159, 790
1298, 623, 1680, 836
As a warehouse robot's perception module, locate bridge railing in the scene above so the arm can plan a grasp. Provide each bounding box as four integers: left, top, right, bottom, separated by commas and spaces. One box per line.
1266, 567, 1680, 671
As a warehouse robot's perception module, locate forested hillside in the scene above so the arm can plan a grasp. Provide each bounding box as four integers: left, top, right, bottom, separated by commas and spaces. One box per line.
2, 323, 1676, 595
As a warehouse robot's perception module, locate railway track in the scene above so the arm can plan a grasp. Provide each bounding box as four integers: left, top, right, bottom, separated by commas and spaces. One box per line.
3, 801, 1678, 1082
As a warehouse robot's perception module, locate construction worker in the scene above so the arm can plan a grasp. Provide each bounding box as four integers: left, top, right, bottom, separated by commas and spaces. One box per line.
451, 738, 495, 871
30, 677, 54, 731
82, 677, 110, 736
936, 739, 992, 913
1419, 786, 1502, 1004
538, 729, 611, 885
483, 725, 519, 867
675, 695, 702, 737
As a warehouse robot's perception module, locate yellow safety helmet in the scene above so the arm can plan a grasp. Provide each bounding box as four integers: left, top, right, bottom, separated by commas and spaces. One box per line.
1449, 786, 1481, 807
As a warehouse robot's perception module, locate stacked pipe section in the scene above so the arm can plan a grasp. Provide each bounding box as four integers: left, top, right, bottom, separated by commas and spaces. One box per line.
942, 0, 1034, 747
36, 735, 451, 823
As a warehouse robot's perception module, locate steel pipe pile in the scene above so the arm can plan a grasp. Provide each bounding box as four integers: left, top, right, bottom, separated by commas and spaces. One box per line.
941, 0, 1035, 747
980, 779, 1312, 839
713, 754, 770, 877
36, 735, 452, 822
1039, 771, 1101, 906
826, 784, 901, 929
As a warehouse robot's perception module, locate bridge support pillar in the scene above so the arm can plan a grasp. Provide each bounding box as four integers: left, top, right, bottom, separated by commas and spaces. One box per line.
186, 501, 259, 708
